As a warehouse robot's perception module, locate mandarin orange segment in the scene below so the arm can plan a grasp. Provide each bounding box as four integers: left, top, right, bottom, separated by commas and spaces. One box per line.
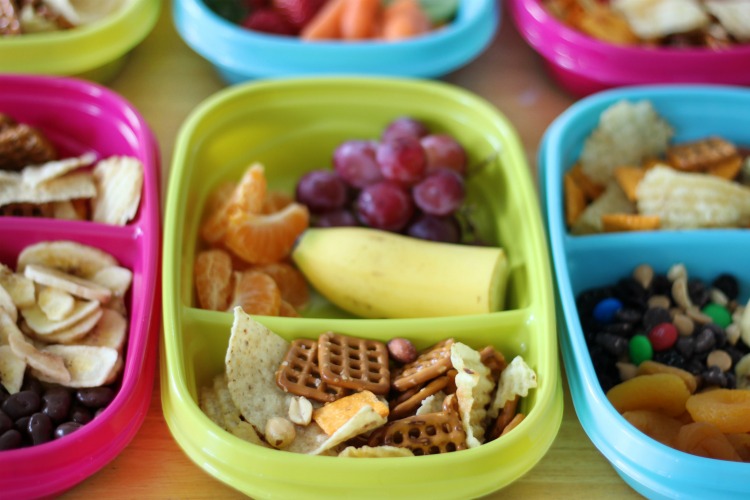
228, 270, 281, 316
606, 373, 690, 417
200, 164, 267, 244
279, 300, 301, 317
675, 422, 743, 462
261, 191, 293, 214
224, 202, 310, 265
251, 262, 310, 310
622, 410, 683, 448
194, 249, 233, 311
685, 389, 750, 434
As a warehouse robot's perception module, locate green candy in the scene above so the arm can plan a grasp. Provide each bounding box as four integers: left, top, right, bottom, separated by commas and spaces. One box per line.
629, 334, 653, 366
702, 303, 732, 328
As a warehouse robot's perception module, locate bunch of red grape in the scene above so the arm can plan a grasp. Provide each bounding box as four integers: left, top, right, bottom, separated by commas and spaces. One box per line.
294, 117, 470, 243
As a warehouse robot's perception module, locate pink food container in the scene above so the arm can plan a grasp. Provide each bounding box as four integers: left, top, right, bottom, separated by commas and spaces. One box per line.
507, 0, 750, 97
0, 75, 161, 497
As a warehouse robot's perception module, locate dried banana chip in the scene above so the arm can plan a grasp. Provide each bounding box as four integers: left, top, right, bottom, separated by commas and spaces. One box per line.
705, 0, 750, 42
0, 264, 35, 308
38, 286, 75, 321
3, 311, 70, 384
34, 344, 118, 388
17, 240, 118, 277
89, 266, 133, 298
0, 283, 17, 323
636, 166, 750, 228
0, 345, 26, 394
21, 299, 100, 335
25, 264, 113, 303
92, 156, 144, 226
40, 308, 104, 345
79, 308, 127, 353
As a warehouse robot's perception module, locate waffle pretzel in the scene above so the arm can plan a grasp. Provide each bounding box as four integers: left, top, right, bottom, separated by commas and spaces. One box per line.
382, 407, 467, 455
275, 338, 349, 403
317, 332, 390, 395
391, 338, 454, 392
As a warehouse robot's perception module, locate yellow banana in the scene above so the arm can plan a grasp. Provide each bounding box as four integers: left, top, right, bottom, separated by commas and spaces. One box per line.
291, 227, 509, 319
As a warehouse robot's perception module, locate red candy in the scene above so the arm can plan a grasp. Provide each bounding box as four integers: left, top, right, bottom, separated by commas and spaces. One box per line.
648, 323, 678, 352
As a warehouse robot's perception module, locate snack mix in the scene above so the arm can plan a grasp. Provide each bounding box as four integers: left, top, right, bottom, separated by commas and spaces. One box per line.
578, 262, 750, 461
564, 100, 750, 234
0, 241, 133, 450
546, 0, 750, 48
198, 307, 537, 456
0, 0, 128, 35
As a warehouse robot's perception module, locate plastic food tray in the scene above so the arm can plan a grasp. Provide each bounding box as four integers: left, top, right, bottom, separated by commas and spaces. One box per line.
508, 0, 750, 97
172, 0, 499, 83
0, 0, 160, 83
161, 76, 562, 499
540, 84, 750, 499
0, 75, 161, 497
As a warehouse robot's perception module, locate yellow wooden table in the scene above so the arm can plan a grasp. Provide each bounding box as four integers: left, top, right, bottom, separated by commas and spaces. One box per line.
61, 3, 642, 498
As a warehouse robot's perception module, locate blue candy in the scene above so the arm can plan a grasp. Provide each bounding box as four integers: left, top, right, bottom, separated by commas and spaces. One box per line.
593, 297, 623, 324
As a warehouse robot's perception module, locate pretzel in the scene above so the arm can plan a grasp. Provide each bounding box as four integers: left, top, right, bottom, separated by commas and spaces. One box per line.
317, 332, 390, 395
391, 338, 454, 391
275, 338, 349, 403
389, 375, 449, 420
382, 408, 467, 455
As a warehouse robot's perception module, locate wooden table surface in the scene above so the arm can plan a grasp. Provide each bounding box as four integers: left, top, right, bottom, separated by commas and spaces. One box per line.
61, 2, 642, 498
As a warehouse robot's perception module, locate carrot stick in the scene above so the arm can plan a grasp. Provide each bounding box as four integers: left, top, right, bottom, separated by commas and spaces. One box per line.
341, 0, 381, 40
382, 0, 432, 41
301, 0, 347, 41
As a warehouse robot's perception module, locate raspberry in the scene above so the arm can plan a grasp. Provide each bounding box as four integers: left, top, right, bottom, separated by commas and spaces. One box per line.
241, 7, 296, 36
272, 0, 326, 30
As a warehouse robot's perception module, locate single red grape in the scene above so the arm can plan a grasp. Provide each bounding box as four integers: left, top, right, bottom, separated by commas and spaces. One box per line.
376, 136, 427, 186
314, 209, 359, 228
412, 168, 465, 216
294, 169, 348, 214
332, 139, 383, 189
356, 181, 414, 232
421, 133, 467, 175
407, 214, 461, 243
381, 116, 429, 142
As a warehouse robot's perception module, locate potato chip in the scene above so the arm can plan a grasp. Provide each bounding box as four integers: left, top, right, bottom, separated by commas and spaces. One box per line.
21, 299, 100, 335
91, 156, 144, 226
3, 310, 70, 384
450, 342, 495, 448
312, 390, 389, 436
225, 307, 291, 433
35, 344, 118, 388
0, 345, 26, 394
488, 356, 538, 419
612, 0, 709, 40
21, 152, 96, 187
580, 100, 673, 185
338, 445, 414, 458
636, 166, 750, 228
0, 264, 35, 308
415, 391, 447, 415
571, 181, 635, 235
78, 308, 127, 352
309, 405, 387, 456
24, 264, 113, 303
38, 286, 75, 321
0, 172, 96, 207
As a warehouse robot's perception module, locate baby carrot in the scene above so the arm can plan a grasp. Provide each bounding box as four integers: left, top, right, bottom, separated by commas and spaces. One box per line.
382, 0, 432, 41
341, 0, 381, 40
301, 0, 347, 41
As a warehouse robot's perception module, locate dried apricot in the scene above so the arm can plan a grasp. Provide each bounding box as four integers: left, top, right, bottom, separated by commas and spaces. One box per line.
622, 410, 682, 447
228, 270, 281, 316
252, 262, 309, 310
194, 249, 233, 311
636, 360, 698, 394
224, 203, 309, 264
675, 422, 742, 462
606, 373, 690, 417
685, 389, 750, 433
200, 164, 267, 244
726, 433, 750, 462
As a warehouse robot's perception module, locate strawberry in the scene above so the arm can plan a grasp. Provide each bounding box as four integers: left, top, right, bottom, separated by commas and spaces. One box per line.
241, 7, 297, 36
272, 0, 327, 30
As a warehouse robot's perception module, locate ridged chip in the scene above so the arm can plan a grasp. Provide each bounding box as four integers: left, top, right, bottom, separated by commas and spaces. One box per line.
91, 156, 144, 226
0, 172, 96, 207
579, 100, 673, 185
612, 0, 710, 39
636, 166, 750, 228
705, 0, 750, 41
488, 356, 538, 419
450, 342, 495, 448
21, 152, 96, 187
